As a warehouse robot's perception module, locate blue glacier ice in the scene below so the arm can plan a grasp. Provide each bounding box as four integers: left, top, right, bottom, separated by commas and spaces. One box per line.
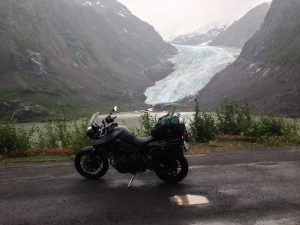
144, 45, 240, 105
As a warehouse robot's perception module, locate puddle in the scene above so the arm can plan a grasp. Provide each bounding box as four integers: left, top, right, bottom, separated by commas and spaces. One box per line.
169, 194, 209, 206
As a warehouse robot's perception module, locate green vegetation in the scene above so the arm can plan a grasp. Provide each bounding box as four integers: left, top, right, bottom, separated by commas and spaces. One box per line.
0, 113, 91, 158
132, 100, 299, 146
35, 113, 91, 151
130, 111, 157, 137
189, 100, 217, 143
0, 100, 299, 162
216, 99, 252, 135
189, 99, 300, 144
0, 120, 34, 157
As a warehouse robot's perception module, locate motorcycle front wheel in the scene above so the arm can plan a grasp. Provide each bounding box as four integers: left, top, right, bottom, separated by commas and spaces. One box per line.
75, 151, 109, 179
155, 156, 188, 183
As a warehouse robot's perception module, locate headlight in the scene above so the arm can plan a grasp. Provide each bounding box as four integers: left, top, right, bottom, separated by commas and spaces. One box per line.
86, 126, 93, 138
179, 115, 185, 124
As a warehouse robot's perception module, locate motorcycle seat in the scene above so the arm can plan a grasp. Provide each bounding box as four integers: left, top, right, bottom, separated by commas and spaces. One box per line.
131, 136, 156, 148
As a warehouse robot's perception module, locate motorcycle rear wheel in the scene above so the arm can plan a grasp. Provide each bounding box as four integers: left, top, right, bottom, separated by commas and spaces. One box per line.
75, 151, 109, 179
155, 156, 188, 183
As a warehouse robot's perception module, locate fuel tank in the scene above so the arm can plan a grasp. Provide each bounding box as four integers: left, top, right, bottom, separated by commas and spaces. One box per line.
93, 125, 135, 147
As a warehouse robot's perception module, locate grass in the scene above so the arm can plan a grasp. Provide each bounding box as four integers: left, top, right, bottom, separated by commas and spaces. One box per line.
187, 141, 262, 155
187, 140, 298, 155
0, 155, 71, 163
1, 138, 298, 164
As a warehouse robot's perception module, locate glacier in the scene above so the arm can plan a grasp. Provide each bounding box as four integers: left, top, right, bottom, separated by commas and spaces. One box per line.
144, 45, 240, 105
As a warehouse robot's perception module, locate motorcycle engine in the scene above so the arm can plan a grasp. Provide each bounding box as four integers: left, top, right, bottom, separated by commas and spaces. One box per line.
111, 150, 143, 174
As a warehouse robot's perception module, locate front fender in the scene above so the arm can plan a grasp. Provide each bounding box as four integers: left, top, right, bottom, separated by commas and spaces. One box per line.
79, 146, 96, 153
79, 146, 108, 158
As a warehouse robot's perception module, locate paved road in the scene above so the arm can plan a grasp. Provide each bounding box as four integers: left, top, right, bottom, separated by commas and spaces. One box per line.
1, 149, 300, 225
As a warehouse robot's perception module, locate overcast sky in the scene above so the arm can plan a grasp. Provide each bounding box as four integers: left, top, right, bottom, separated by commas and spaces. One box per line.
118, 0, 271, 40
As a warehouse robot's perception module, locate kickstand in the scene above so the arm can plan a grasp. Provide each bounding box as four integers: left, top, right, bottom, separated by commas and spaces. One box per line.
128, 174, 136, 188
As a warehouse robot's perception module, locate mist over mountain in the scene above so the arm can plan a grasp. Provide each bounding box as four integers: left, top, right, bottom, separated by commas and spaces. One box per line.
0, 0, 176, 120
170, 3, 269, 48
194, 0, 300, 117
209, 2, 270, 48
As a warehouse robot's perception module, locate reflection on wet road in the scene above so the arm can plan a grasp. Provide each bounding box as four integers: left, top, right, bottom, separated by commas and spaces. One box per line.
0, 149, 300, 225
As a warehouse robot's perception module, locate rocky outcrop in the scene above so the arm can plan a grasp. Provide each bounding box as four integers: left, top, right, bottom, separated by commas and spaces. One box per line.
145, 60, 175, 81
9, 49, 58, 76
14, 105, 48, 122
0, 101, 48, 122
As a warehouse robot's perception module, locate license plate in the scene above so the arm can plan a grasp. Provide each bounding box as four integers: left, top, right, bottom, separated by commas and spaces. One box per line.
184, 141, 189, 151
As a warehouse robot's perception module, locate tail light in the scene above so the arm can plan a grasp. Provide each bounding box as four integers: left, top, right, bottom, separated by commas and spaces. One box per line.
182, 132, 189, 142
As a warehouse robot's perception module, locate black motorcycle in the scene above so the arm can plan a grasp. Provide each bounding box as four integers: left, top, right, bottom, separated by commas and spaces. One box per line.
74, 106, 189, 186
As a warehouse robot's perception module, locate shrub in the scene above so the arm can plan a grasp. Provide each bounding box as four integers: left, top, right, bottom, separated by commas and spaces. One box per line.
131, 111, 157, 137
189, 98, 299, 144
216, 99, 253, 135
249, 116, 299, 144
36, 120, 59, 149
0, 120, 34, 156
189, 100, 217, 143
36, 114, 69, 149
69, 119, 91, 152
36, 113, 90, 151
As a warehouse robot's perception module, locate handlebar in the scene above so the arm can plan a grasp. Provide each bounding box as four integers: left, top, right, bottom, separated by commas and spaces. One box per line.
102, 115, 117, 127
87, 107, 118, 139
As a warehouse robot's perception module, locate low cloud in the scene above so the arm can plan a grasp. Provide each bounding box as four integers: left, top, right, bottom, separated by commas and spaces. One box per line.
118, 0, 271, 40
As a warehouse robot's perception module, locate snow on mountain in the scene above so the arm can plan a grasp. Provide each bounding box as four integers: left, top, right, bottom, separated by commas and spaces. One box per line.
96, 2, 105, 7
82, 2, 92, 6
195, 19, 234, 34
171, 19, 233, 46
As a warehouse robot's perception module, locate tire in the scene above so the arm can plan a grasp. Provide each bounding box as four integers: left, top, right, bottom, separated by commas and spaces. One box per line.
155, 156, 188, 183
75, 151, 109, 180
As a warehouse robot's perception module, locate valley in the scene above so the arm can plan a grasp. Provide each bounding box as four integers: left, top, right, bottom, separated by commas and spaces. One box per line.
0, 0, 299, 121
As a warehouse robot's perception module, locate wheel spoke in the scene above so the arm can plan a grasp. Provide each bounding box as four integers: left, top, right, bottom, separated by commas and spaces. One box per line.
81, 154, 104, 175
75, 151, 109, 180
155, 157, 188, 183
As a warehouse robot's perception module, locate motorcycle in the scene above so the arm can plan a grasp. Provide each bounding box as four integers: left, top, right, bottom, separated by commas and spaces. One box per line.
74, 106, 189, 186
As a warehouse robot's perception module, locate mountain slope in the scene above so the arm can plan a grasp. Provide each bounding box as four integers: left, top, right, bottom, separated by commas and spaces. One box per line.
171, 26, 226, 46
209, 3, 270, 48
195, 0, 300, 117
0, 0, 176, 119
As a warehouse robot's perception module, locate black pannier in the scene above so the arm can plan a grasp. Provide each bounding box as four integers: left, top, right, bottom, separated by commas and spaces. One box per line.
151, 112, 185, 139
148, 138, 183, 160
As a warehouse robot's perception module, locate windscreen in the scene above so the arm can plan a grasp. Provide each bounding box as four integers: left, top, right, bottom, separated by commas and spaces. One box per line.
87, 112, 100, 128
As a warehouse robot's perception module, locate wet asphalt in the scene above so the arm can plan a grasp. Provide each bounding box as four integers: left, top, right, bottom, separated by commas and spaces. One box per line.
0, 148, 300, 225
